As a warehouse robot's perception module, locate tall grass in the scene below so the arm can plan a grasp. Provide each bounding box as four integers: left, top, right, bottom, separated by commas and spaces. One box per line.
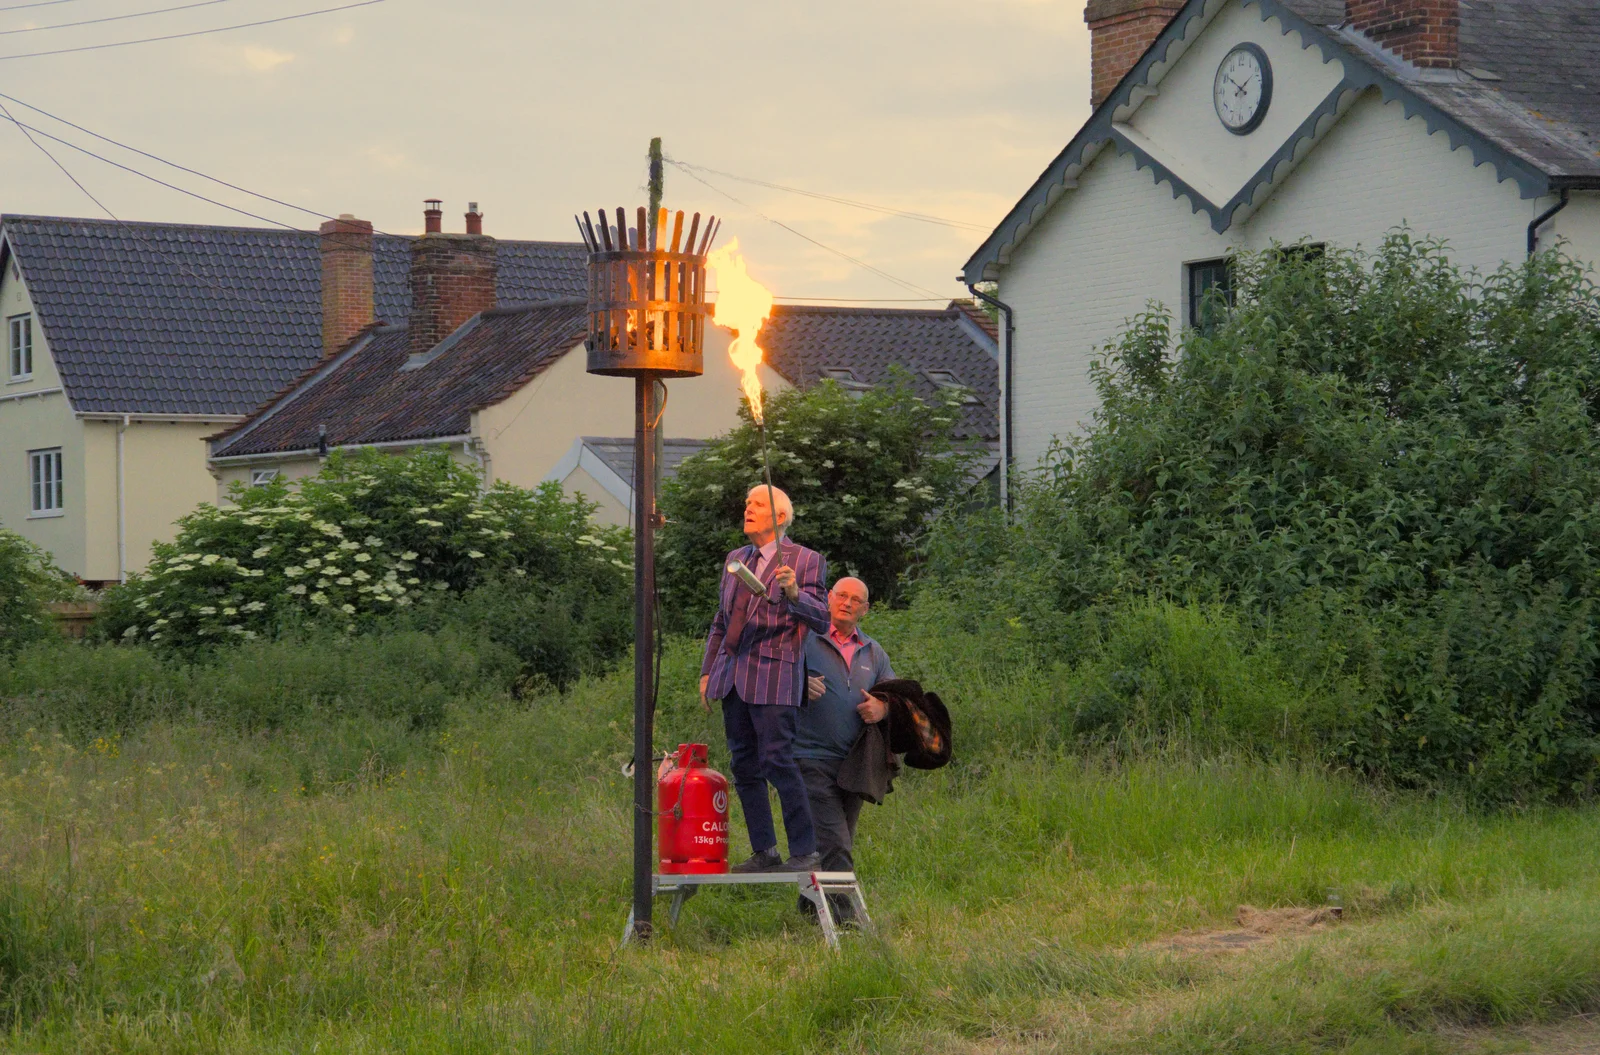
3, 617, 1600, 1051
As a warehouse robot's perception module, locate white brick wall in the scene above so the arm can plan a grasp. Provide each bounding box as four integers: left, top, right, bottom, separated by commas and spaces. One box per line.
1000, 89, 1593, 469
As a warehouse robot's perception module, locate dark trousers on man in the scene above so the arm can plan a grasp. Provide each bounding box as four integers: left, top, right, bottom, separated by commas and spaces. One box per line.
798, 755, 865, 921
722, 689, 817, 858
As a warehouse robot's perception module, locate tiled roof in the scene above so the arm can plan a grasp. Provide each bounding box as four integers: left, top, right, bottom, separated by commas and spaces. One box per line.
210, 300, 587, 458
581, 437, 712, 486
757, 303, 1000, 442
0, 215, 585, 417
1282, 0, 1600, 182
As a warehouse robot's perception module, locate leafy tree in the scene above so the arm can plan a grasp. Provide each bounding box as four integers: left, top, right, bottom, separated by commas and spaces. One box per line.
658, 376, 980, 628
0, 524, 78, 652
99, 448, 631, 672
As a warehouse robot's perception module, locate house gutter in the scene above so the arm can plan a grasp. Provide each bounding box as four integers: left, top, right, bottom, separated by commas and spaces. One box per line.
209, 433, 477, 467
0, 385, 62, 405
117, 414, 128, 583
1528, 189, 1571, 257
965, 283, 1014, 514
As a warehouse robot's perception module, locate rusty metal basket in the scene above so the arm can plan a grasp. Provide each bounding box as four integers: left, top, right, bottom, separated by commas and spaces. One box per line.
580, 206, 719, 378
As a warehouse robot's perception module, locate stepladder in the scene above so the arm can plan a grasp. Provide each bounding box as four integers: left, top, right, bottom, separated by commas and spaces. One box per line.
621, 871, 871, 950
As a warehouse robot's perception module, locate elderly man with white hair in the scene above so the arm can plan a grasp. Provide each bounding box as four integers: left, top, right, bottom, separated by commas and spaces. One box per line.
700, 485, 831, 873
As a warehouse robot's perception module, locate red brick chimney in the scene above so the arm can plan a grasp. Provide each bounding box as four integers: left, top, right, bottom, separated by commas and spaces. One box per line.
423, 198, 443, 234
465, 202, 483, 236
408, 200, 497, 357
1086, 0, 1186, 108
1346, 0, 1458, 67
319, 213, 374, 358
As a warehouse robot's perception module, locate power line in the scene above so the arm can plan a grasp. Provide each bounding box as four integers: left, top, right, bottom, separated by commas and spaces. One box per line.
672, 163, 946, 301
0, 0, 386, 60
0, 93, 118, 222
0, 88, 336, 222
665, 157, 990, 233
773, 296, 950, 302
0, 0, 81, 11
0, 0, 244, 37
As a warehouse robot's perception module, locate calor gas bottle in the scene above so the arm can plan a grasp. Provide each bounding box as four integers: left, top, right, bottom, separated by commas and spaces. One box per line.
658, 743, 730, 874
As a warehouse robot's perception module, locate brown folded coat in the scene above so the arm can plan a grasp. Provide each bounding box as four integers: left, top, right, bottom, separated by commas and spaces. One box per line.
836, 678, 952, 805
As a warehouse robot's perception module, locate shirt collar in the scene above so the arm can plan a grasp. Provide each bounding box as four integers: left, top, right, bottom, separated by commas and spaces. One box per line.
756, 539, 779, 562
829, 624, 863, 646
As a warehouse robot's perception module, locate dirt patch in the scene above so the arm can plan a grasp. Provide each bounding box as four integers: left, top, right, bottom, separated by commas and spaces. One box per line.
1446, 1015, 1600, 1054
1153, 904, 1343, 955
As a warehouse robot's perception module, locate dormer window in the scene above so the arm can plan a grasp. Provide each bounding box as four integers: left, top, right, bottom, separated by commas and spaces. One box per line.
820, 367, 872, 398
925, 369, 979, 404
8, 313, 32, 381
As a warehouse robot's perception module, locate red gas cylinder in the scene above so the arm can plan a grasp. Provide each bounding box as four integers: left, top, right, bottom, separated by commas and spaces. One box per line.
658, 743, 730, 874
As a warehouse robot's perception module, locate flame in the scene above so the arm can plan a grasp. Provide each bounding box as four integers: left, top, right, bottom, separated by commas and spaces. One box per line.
707, 239, 774, 425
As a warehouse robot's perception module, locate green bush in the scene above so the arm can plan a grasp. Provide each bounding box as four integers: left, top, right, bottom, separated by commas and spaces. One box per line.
917, 236, 1600, 803
0, 525, 77, 653
658, 375, 980, 628
98, 448, 631, 665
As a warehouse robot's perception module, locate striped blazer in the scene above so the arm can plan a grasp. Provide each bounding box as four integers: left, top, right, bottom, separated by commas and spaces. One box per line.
701, 539, 831, 707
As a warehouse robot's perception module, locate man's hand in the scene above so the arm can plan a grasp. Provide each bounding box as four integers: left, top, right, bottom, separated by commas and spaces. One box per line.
807, 674, 826, 701
773, 564, 799, 601
858, 692, 887, 724
699, 674, 711, 714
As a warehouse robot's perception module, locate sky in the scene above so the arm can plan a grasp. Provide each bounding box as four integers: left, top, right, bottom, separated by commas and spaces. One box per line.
0, 0, 1093, 304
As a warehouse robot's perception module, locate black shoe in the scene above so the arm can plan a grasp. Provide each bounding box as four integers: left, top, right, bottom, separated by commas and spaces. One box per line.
779, 852, 822, 872
731, 848, 782, 874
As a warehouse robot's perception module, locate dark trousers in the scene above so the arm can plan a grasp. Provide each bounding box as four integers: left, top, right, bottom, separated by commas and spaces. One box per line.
799, 756, 864, 872
722, 690, 817, 858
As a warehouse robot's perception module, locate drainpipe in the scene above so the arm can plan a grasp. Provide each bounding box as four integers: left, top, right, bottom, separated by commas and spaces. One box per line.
966, 282, 1015, 515
117, 414, 128, 582
1528, 189, 1570, 257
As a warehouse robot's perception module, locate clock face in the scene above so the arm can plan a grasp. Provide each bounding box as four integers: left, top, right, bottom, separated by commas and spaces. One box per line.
1214, 43, 1273, 135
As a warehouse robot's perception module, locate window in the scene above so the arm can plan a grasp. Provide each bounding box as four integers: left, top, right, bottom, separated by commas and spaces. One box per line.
820, 367, 872, 398
29, 448, 62, 515
924, 369, 980, 405
250, 468, 281, 486
8, 313, 32, 380
1187, 258, 1234, 333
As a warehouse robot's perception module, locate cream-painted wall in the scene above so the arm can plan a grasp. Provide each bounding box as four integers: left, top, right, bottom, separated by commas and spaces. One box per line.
476, 325, 790, 492
1549, 192, 1600, 271
213, 455, 331, 498
104, 420, 235, 578
564, 464, 631, 526
1125, 2, 1345, 206
1000, 81, 1587, 469
0, 259, 85, 573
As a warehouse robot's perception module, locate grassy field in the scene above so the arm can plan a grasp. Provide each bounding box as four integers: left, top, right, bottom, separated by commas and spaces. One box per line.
4, 626, 1600, 1053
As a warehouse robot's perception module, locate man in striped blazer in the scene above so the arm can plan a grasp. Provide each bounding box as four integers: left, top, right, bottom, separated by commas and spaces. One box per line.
700, 485, 832, 872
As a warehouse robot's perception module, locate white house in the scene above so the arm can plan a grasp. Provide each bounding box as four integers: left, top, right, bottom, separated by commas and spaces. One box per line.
962, 0, 1600, 489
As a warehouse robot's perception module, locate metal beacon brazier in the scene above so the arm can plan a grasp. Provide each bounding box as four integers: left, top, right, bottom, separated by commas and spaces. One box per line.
657, 743, 730, 875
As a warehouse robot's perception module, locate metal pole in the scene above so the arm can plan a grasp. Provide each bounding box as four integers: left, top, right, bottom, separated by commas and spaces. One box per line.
631, 375, 658, 942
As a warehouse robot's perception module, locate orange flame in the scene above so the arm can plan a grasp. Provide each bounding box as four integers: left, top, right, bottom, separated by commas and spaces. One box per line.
707, 239, 774, 425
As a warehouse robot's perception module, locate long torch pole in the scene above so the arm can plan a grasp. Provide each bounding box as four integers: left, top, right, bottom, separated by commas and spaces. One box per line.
630, 376, 658, 942
757, 413, 784, 558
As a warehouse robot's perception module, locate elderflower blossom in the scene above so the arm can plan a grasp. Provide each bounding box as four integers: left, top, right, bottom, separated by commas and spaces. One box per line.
252, 545, 273, 559
354, 552, 371, 563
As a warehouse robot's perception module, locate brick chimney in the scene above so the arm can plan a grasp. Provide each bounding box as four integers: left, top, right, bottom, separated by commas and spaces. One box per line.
1086, 0, 1186, 108
465, 201, 483, 236
1346, 0, 1459, 67
319, 213, 374, 358
408, 200, 497, 357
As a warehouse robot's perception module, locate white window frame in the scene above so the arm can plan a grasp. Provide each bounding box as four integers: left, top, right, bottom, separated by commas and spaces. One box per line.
250, 468, 281, 486
925, 369, 980, 405
28, 447, 63, 517
8, 313, 32, 382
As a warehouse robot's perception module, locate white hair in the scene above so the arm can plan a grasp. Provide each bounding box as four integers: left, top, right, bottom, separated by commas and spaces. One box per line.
747, 484, 794, 524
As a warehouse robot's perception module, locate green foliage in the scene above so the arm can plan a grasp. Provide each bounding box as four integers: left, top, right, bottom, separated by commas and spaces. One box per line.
919, 236, 1600, 803
657, 375, 978, 627
98, 448, 631, 661
0, 525, 77, 654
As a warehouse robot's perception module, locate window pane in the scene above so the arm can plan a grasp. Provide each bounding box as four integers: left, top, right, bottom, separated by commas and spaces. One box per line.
52, 451, 61, 510
31, 454, 41, 511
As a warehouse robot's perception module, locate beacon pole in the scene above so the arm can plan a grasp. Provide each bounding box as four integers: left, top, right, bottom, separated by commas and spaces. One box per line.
631, 375, 658, 941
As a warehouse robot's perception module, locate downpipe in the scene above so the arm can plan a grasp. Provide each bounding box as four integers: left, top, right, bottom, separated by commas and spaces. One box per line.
966, 283, 1014, 515
1528, 189, 1570, 257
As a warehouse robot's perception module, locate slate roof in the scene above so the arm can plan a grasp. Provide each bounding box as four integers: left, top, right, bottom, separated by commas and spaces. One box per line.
209, 300, 588, 458
0, 215, 586, 417
1283, 0, 1600, 182
581, 437, 712, 487
757, 303, 1000, 442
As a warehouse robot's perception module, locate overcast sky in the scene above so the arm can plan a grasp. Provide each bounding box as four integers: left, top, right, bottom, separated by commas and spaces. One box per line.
0, 0, 1091, 303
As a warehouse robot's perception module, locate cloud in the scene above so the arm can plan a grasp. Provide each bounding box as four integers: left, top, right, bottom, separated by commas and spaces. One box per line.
242, 47, 294, 72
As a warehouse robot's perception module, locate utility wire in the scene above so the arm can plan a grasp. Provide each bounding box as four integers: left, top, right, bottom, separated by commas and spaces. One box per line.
666, 157, 990, 233
773, 296, 949, 302
0, 0, 81, 11
0, 88, 337, 223
0, 92, 117, 221
0, 0, 385, 60
673, 163, 946, 301
0, 0, 244, 37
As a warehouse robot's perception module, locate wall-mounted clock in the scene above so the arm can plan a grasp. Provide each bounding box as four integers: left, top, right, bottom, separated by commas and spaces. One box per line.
1214, 42, 1273, 135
